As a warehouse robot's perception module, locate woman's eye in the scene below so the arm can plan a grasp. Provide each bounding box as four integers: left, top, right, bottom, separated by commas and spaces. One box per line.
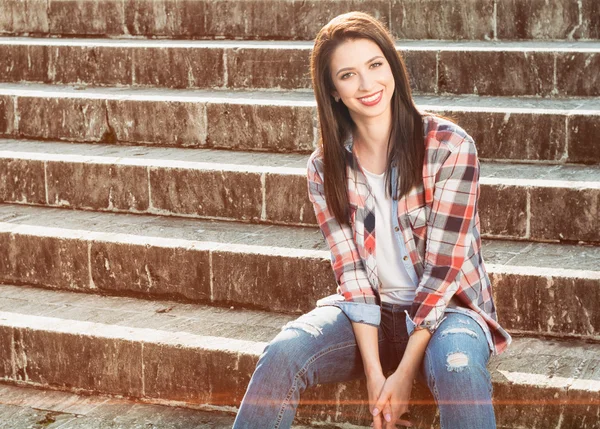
340, 63, 383, 80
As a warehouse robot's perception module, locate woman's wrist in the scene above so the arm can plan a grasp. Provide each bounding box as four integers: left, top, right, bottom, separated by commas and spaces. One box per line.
364, 363, 384, 378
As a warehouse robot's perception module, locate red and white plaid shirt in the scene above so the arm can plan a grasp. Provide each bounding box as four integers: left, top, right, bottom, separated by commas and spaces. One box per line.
307, 114, 512, 356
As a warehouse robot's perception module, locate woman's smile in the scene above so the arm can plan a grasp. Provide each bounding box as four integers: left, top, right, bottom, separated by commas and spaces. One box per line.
358, 89, 383, 106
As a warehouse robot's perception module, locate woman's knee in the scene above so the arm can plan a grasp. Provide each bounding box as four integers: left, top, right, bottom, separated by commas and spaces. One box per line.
423, 315, 493, 395
256, 306, 359, 387
258, 307, 347, 371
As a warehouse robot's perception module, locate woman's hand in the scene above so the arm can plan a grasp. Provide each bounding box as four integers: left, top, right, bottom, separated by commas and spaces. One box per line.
371, 368, 414, 428
366, 371, 389, 429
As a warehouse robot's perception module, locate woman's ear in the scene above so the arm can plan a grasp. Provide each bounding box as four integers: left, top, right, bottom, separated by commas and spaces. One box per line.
331, 91, 340, 102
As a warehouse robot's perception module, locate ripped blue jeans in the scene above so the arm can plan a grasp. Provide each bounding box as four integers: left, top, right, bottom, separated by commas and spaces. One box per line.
232, 302, 494, 429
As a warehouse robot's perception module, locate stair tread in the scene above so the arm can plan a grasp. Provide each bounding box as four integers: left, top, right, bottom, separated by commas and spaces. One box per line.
0, 283, 599, 393
1, 36, 599, 51
1, 138, 599, 185
0, 203, 598, 277
1, 82, 599, 112
0, 382, 264, 429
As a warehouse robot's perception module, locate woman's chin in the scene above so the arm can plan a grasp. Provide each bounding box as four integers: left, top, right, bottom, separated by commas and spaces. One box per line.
349, 102, 391, 120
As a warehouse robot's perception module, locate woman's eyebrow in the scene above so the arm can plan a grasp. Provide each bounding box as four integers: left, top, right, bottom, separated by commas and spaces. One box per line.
335, 55, 385, 76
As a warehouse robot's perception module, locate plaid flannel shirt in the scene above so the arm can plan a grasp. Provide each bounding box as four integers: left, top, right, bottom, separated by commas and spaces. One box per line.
307, 114, 512, 356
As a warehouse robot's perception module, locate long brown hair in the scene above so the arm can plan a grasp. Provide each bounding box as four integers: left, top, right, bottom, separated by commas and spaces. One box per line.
310, 12, 426, 226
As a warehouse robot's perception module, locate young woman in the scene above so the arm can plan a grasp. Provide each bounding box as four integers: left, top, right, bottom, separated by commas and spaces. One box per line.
232, 11, 512, 429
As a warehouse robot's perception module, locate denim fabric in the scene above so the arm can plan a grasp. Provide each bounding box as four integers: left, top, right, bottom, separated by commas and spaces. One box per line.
233, 302, 495, 429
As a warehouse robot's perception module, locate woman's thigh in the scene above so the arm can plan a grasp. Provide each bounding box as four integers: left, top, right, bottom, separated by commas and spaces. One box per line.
267, 305, 398, 387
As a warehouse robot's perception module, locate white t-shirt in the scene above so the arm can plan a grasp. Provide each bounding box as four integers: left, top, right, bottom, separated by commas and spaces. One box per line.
362, 166, 416, 305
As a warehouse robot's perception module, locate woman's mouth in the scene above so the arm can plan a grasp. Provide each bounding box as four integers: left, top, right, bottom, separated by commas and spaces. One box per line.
358, 90, 383, 106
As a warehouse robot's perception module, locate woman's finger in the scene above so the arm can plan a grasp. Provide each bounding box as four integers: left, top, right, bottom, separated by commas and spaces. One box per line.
382, 400, 392, 423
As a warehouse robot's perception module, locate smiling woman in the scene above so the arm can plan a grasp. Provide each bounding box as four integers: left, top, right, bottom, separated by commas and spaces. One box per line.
232, 11, 511, 429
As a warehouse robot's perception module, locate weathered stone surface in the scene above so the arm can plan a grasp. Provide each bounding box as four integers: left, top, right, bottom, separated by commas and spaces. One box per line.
0, 0, 48, 34
568, 114, 600, 164
452, 111, 567, 162
556, 52, 600, 97
1, 0, 598, 42
50, 45, 132, 86
0, 158, 46, 205
149, 167, 263, 221
124, 0, 183, 37
143, 345, 254, 405
211, 249, 332, 313
90, 241, 211, 301
438, 51, 555, 96
391, 0, 493, 40
124, 0, 388, 41
496, 0, 582, 40
401, 49, 437, 94
290, 0, 389, 41
2, 286, 599, 429
0, 96, 15, 136
265, 173, 316, 225
2, 87, 597, 161
0, 383, 246, 429
0, 42, 596, 97
491, 339, 600, 428
133, 47, 224, 89
46, 161, 149, 211
206, 103, 315, 152
582, 0, 600, 40
16, 327, 144, 396
226, 47, 311, 90
0, 326, 13, 379
530, 187, 599, 242
17, 97, 109, 142
0, 233, 89, 290
479, 185, 527, 238
48, 0, 124, 36
0, 44, 49, 83
105, 99, 207, 147
492, 273, 600, 336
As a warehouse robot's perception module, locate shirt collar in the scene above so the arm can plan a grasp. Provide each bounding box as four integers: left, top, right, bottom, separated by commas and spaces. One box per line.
343, 132, 354, 153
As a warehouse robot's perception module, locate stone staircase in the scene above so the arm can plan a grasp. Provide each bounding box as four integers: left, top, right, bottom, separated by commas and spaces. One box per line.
0, 1, 599, 428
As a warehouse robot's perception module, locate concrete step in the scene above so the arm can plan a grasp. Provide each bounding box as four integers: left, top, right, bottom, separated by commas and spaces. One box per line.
0, 283, 599, 428
0, 38, 599, 97
0, 139, 599, 242
0, 0, 597, 41
0, 382, 248, 429
0, 203, 598, 339
0, 82, 599, 163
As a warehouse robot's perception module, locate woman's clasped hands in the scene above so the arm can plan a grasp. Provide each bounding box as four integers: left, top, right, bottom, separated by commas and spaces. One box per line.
367, 368, 415, 429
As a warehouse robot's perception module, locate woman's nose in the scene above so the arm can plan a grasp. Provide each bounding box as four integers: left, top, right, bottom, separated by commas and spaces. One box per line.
358, 73, 375, 92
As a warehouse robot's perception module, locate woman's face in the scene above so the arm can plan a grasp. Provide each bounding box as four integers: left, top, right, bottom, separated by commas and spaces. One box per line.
329, 38, 395, 123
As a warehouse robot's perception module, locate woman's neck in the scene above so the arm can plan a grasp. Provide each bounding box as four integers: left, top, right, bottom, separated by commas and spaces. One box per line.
351, 114, 392, 174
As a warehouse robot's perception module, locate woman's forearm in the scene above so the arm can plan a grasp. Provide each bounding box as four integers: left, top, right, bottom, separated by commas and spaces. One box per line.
396, 328, 432, 378
351, 321, 383, 377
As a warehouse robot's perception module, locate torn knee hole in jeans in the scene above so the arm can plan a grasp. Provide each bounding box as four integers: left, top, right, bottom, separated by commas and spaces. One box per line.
446, 351, 469, 372
439, 327, 478, 339
282, 320, 323, 337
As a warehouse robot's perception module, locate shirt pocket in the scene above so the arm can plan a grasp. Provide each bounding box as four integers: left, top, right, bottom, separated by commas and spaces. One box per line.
407, 205, 428, 240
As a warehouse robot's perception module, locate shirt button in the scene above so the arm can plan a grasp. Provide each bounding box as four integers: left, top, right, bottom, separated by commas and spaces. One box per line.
394, 226, 399, 232
403, 256, 408, 261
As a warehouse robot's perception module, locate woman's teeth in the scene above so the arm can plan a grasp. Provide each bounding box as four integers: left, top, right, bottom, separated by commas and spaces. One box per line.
360, 91, 381, 102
